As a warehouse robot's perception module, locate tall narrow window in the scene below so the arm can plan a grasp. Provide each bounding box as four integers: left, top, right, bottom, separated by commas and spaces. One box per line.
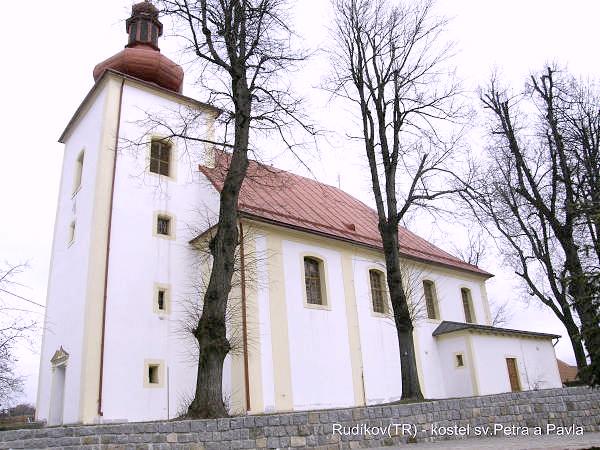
72, 150, 84, 194
423, 280, 439, 320
68, 221, 76, 245
154, 285, 170, 314
157, 289, 166, 311
150, 139, 171, 176
369, 269, 386, 313
304, 257, 325, 305
461, 288, 475, 323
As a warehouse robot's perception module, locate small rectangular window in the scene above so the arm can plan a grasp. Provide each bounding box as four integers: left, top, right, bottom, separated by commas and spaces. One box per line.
157, 289, 165, 311
148, 365, 159, 384
150, 139, 171, 177
157, 216, 171, 236
456, 354, 464, 367
154, 285, 170, 314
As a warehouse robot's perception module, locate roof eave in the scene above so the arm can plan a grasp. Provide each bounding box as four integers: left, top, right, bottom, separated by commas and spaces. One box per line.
432, 321, 560, 340
238, 212, 494, 279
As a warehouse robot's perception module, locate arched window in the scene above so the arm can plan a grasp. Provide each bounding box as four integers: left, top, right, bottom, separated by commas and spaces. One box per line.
369, 269, 386, 313
304, 257, 325, 305
72, 150, 84, 194
423, 280, 439, 320
461, 288, 476, 323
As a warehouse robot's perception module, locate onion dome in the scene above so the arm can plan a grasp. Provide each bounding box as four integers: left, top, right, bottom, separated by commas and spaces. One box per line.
93, 1, 184, 93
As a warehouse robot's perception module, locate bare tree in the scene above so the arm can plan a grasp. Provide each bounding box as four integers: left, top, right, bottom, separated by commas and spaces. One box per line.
0, 263, 38, 409
489, 300, 511, 327
462, 67, 600, 385
156, 0, 313, 417
451, 232, 512, 327
328, 0, 466, 399
452, 230, 487, 267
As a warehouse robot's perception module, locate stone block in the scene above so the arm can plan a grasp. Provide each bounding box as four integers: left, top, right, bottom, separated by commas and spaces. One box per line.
290, 436, 306, 447
309, 412, 320, 424
217, 419, 231, 431
191, 420, 207, 432
173, 421, 191, 433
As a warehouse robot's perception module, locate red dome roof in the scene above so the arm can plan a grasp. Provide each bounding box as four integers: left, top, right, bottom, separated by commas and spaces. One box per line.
92, 2, 184, 93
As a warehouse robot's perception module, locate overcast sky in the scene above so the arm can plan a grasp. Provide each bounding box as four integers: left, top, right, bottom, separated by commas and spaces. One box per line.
1, 0, 599, 405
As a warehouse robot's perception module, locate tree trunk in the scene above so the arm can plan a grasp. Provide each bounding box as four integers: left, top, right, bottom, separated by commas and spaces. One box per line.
565, 253, 600, 383
564, 320, 588, 372
381, 221, 424, 400
188, 75, 252, 418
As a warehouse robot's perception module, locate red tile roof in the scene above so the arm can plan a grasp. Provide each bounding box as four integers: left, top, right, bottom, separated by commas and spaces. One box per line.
199, 154, 492, 278
557, 359, 578, 384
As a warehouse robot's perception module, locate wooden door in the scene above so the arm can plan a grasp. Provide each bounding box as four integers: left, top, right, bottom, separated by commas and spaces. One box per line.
506, 358, 521, 392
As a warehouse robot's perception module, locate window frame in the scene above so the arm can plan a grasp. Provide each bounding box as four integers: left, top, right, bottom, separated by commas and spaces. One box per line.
461, 287, 476, 324
150, 139, 171, 177
153, 283, 170, 314
301, 254, 329, 310
153, 211, 176, 240
368, 268, 388, 315
143, 359, 165, 388
147, 136, 177, 181
454, 352, 465, 368
422, 279, 440, 321
156, 215, 171, 236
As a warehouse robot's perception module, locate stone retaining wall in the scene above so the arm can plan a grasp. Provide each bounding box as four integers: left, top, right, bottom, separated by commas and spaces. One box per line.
1, 387, 599, 449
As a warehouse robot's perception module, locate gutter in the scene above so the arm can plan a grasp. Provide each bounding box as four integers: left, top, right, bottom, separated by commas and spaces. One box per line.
239, 221, 251, 412
97, 78, 125, 417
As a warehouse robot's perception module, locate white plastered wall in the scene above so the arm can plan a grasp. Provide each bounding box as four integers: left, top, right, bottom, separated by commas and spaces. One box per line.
352, 256, 402, 404
281, 240, 355, 410
412, 267, 490, 399
100, 81, 221, 422
470, 333, 562, 395
434, 334, 474, 397
37, 84, 109, 424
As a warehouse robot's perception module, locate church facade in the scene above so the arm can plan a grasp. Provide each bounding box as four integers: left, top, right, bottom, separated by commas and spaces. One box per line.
36, 3, 562, 425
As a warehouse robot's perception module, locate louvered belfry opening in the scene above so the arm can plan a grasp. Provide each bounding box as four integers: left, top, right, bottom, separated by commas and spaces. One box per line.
126, 1, 163, 50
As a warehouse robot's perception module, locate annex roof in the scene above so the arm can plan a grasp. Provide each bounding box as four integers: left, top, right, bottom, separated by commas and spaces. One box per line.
432, 321, 560, 340
199, 153, 493, 278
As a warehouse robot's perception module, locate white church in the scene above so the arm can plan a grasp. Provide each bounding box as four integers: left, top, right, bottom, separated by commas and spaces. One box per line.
36, 2, 563, 426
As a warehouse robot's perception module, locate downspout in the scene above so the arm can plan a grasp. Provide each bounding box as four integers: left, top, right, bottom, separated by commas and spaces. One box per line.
98, 78, 125, 417
239, 221, 251, 412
